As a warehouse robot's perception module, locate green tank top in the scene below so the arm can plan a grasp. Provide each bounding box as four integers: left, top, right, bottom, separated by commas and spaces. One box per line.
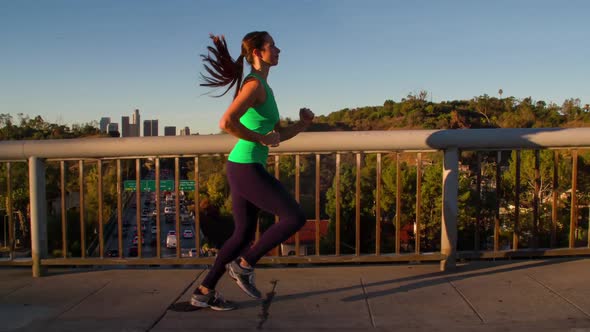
228, 73, 280, 165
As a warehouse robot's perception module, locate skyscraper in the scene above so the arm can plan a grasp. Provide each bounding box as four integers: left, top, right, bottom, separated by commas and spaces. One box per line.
107, 122, 119, 136
179, 126, 190, 136
121, 116, 130, 137
129, 124, 137, 137
151, 119, 159, 136
143, 119, 159, 136
164, 126, 176, 136
99, 117, 111, 133
132, 109, 140, 137
143, 120, 152, 137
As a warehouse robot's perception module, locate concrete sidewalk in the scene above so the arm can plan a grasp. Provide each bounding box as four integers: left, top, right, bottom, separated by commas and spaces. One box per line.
1, 258, 590, 331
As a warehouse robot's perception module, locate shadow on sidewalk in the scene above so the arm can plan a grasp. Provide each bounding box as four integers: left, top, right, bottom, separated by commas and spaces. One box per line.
231, 257, 585, 309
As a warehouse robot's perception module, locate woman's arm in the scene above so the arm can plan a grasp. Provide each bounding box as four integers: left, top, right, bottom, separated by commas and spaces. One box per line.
275, 108, 314, 142
219, 79, 280, 146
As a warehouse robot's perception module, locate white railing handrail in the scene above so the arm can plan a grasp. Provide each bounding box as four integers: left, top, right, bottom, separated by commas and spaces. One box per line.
5, 127, 590, 277
2, 128, 590, 160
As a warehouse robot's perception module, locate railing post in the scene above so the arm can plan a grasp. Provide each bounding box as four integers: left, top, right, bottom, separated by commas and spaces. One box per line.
29, 156, 48, 277
441, 148, 458, 271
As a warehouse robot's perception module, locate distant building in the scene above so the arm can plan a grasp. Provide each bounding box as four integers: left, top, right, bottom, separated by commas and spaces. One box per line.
129, 124, 138, 137
121, 116, 130, 137
164, 126, 176, 136
99, 117, 111, 133
107, 123, 120, 137
143, 119, 158, 137
151, 120, 159, 136
132, 109, 140, 136
107, 122, 118, 132
179, 126, 190, 136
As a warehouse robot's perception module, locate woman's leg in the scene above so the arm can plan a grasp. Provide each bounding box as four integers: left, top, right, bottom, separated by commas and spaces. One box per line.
200, 174, 258, 290
227, 163, 306, 266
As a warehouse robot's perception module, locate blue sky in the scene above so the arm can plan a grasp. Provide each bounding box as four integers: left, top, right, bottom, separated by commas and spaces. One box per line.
1, 0, 589, 135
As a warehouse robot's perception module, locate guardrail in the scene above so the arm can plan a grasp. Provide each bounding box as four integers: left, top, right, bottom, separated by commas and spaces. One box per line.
2, 128, 590, 277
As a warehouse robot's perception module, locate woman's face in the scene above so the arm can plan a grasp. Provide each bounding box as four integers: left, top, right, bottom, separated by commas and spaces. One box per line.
257, 35, 280, 66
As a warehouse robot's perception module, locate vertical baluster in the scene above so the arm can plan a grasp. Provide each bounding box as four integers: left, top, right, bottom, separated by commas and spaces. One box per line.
375, 153, 382, 256
136, 159, 142, 258
98, 160, 104, 258
155, 158, 161, 258
194, 156, 201, 257
272, 155, 280, 256
494, 152, 501, 252
395, 153, 401, 254
475, 153, 481, 251
6, 162, 14, 260
551, 151, 558, 248
79, 160, 86, 258
335, 153, 341, 256
513, 151, 521, 250
175, 157, 181, 258
533, 150, 540, 249
117, 159, 123, 258
315, 154, 321, 256
355, 153, 361, 256
60, 161, 67, 258
570, 150, 578, 248
415, 152, 422, 255
295, 154, 301, 256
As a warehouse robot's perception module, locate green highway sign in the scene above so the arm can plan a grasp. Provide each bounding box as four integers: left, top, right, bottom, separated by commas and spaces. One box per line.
179, 180, 195, 191
124, 180, 174, 192
123, 179, 195, 192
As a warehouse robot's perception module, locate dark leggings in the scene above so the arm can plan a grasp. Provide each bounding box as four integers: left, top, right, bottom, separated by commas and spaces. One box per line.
201, 161, 306, 290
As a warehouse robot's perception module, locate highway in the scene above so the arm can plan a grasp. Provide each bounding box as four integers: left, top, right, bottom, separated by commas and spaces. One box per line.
104, 191, 201, 258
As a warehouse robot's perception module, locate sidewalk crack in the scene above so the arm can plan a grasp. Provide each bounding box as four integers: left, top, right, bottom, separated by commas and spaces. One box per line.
526, 273, 590, 318
257, 279, 278, 330
55, 280, 111, 319
146, 269, 204, 331
360, 277, 376, 328
447, 278, 486, 324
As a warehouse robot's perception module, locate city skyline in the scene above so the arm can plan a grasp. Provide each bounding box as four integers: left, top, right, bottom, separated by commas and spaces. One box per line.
99, 109, 189, 137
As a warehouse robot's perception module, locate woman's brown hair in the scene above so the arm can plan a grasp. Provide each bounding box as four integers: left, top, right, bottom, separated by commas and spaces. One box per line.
200, 31, 270, 99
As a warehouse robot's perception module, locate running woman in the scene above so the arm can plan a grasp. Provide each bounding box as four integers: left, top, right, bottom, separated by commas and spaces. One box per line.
191, 31, 314, 311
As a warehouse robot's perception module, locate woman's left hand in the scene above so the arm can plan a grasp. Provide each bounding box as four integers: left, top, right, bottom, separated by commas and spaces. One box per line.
299, 107, 315, 125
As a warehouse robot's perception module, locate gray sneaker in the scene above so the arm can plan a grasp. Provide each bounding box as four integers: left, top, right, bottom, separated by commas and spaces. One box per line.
227, 259, 262, 299
190, 289, 236, 311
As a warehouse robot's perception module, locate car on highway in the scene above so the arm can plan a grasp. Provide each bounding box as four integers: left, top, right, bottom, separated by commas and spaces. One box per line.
166, 233, 177, 249
151, 225, 157, 235
189, 248, 198, 257
183, 229, 194, 239
105, 249, 119, 257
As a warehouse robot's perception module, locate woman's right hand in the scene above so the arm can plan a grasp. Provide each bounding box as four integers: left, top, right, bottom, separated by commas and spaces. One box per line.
260, 131, 280, 147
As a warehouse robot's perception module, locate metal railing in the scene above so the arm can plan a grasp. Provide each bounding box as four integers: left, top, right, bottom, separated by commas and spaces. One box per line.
2, 128, 590, 277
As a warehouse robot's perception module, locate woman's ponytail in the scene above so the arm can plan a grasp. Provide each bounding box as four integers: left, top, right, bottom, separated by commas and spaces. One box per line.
200, 34, 244, 99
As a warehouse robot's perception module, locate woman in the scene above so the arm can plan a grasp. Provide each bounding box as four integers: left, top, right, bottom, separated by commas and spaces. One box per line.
191, 31, 314, 311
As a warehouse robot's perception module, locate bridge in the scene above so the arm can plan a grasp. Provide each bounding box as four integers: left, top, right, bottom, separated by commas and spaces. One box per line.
1, 129, 590, 330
